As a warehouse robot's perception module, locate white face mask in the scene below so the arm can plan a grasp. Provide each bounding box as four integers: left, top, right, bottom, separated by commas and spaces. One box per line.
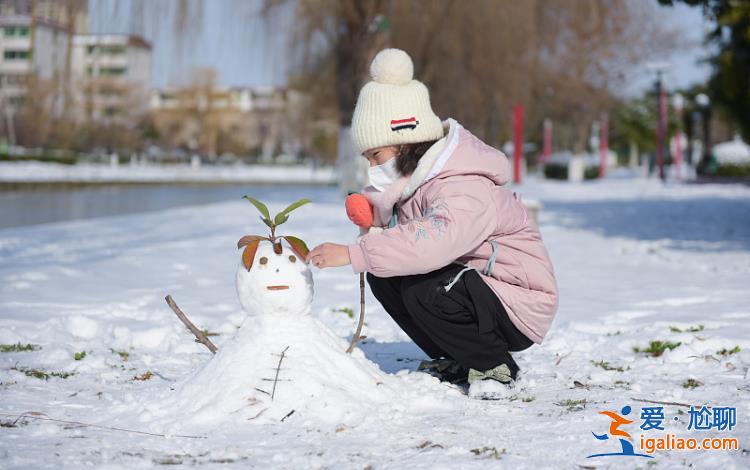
367, 156, 400, 192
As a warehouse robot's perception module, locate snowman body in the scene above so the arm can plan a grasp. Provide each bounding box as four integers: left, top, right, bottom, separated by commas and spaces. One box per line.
146, 239, 394, 431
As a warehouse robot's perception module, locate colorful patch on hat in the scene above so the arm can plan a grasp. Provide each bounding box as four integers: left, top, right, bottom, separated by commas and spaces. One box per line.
390, 117, 419, 132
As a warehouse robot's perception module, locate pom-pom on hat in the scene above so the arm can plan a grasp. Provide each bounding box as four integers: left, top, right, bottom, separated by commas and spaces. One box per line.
351, 48, 444, 155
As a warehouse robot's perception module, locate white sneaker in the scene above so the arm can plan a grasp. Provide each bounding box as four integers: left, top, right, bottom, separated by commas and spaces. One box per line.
467, 378, 514, 400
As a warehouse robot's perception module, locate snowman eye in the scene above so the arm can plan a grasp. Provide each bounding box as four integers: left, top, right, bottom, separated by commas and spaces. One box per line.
259, 257, 268, 265
289, 255, 297, 263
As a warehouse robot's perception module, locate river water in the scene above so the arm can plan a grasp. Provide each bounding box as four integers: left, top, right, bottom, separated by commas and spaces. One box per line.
0, 183, 340, 230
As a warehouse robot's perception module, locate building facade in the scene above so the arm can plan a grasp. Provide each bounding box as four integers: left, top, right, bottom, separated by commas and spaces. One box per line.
71, 34, 152, 124
0, 15, 68, 114
150, 84, 304, 161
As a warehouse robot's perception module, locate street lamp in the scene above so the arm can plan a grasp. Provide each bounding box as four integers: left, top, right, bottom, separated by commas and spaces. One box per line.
695, 93, 711, 174
655, 71, 668, 181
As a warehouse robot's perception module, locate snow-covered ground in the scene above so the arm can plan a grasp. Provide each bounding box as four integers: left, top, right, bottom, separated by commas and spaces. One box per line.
0, 161, 336, 184
1, 170, 748, 468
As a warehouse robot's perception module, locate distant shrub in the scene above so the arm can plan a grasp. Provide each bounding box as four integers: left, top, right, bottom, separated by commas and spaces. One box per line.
583, 166, 600, 180
543, 162, 600, 180
714, 162, 750, 177
0, 153, 76, 165
543, 162, 567, 180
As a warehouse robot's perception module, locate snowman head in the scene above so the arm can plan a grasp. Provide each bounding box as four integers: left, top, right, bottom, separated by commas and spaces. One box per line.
235, 239, 313, 317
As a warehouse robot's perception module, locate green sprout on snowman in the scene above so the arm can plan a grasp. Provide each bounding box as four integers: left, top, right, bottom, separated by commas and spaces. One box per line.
237, 196, 311, 271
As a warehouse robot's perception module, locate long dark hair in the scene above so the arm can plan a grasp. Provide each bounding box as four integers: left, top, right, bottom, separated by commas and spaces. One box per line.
395, 139, 439, 176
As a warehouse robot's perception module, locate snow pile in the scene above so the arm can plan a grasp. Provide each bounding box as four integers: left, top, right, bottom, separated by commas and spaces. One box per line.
144, 314, 395, 431
712, 135, 750, 165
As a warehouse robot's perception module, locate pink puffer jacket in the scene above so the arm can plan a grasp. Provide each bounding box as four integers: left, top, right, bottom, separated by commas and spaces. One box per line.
347, 118, 558, 344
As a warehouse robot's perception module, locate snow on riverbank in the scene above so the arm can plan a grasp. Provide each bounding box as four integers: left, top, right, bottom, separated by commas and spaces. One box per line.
0, 174, 748, 468
0, 161, 336, 184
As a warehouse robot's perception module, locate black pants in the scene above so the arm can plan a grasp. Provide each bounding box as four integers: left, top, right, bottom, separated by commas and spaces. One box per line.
366, 263, 533, 379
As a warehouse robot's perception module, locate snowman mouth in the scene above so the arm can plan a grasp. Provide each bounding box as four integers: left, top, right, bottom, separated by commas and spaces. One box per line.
266, 285, 290, 291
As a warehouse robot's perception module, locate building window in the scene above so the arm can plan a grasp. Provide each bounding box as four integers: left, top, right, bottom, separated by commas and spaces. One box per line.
0, 74, 27, 86
101, 45, 126, 55
87, 45, 126, 55
99, 67, 127, 76
7, 95, 26, 106
3, 26, 30, 37
3, 50, 30, 60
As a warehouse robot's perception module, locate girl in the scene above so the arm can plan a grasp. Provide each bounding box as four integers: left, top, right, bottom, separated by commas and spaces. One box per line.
306, 48, 558, 399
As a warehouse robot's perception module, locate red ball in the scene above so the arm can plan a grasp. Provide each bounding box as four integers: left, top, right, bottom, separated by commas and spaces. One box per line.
345, 194, 374, 228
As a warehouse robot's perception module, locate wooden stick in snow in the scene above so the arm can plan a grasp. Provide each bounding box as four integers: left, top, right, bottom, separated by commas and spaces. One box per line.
346, 272, 367, 353
630, 397, 708, 408
3, 411, 205, 439
271, 346, 290, 401
164, 294, 218, 354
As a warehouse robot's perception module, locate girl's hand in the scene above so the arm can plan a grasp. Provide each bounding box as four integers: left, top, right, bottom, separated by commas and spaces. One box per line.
306, 243, 351, 269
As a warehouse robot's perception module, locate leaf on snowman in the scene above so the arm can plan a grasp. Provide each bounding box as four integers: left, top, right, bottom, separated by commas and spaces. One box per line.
242, 196, 270, 220
282, 235, 309, 259
273, 212, 289, 226
237, 235, 266, 249
242, 239, 261, 271
272, 199, 311, 226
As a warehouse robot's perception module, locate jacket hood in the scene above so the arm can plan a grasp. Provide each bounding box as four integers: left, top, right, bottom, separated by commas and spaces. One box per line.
361, 118, 511, 227
415, 118, 511, 192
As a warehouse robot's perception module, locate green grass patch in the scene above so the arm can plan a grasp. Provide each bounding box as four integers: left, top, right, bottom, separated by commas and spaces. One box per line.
1, 343, 41, 353
333, 307, 354, 319
682, 378, 703, 389
470, 446, 506, 459
591, 360, 629, 372
11, 365, 74, 380
717, 345, 741, 356
110, 348, 129, 361
555, 398, 587, 411
669, 324, 704, 333
74, 351, 86, 361
633, 340, 682, 357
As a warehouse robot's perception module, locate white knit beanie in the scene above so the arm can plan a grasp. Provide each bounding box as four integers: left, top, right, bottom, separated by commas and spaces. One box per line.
351, 48, 444, 155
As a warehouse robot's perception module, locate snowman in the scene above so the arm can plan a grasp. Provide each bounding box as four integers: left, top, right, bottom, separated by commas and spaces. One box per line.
145, 197, 396, 431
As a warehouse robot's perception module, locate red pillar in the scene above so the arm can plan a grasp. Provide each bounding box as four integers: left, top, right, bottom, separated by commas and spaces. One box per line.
599, 113, 609, 178
513, 104, 524, 184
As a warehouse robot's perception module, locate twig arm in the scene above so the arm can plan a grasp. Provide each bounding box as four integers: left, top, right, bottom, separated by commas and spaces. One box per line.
164, 294, 218, 354
346, 273, 367, 353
